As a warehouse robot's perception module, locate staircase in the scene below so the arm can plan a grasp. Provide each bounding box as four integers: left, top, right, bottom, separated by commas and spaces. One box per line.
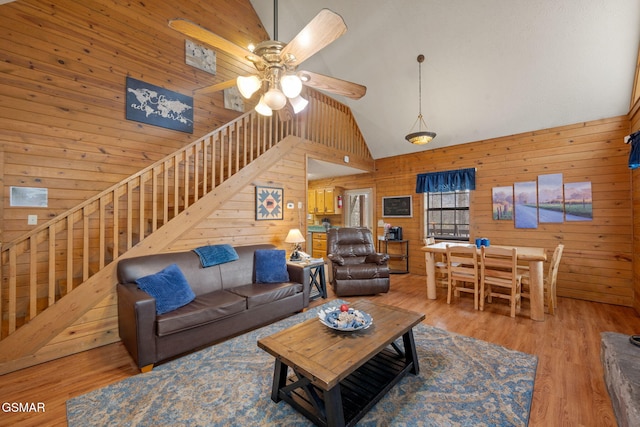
0, 89, 372, 372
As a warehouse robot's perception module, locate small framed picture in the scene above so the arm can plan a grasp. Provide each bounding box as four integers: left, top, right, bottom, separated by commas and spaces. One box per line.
255, 186, 283, 220
10, 186, 48, 207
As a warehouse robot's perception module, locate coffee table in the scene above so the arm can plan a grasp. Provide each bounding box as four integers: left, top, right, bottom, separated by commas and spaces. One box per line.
257, 299, 425, 427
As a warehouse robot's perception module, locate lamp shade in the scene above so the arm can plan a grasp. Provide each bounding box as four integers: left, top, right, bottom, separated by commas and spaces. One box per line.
236, 75, 261, 99
263, 87, 287, 110
405, 130, 436, 145
281, 74, 303, 98
285, 228, 306, 244
255, 96, 273, 116
289, 95, 309, 114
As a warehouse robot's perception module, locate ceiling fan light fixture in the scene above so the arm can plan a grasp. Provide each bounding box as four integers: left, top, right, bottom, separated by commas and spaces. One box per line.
281, 73, 303, 98
406, 54, 436, 145
255, 96, 273, 116
289, 95, 308, 114
236, 75, 261, 99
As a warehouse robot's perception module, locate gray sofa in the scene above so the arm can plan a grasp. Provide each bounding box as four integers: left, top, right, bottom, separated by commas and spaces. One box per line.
117, 244, 308, 372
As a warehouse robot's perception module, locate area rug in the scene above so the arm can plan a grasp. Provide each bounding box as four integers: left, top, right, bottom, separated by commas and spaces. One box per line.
67, 301, 537, 426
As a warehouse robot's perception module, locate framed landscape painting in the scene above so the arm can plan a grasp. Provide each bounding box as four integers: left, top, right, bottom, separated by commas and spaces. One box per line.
492, 186, 513, 220
538, 173, 564, 223
514, 181, 538, 229
564, 182, 592, 221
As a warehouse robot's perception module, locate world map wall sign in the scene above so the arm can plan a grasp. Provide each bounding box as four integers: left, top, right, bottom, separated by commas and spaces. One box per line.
125, 77, 194, 133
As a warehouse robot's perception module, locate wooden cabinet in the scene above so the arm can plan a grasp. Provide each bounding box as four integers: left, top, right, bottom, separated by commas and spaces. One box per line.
311, 232, 327, 259
307, 189, 317, 214
308, 187, 343, 215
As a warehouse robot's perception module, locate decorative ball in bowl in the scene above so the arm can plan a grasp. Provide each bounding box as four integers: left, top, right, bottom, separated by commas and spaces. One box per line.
318, 305, 373, 331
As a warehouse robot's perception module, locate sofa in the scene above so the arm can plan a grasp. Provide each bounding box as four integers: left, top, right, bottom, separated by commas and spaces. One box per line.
326, 227, 390, 296
117, 244, 308, 372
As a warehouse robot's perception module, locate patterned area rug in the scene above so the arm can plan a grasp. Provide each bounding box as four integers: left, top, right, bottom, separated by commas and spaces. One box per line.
67, 301, 537, 426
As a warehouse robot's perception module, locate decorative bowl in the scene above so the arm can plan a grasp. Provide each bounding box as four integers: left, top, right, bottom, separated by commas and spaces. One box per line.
318, 307, 373, 331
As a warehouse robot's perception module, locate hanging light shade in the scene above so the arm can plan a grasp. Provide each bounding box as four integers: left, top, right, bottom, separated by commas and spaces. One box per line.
405, 54, 436, 145
281, 73, 303, 98
289, 95, 309, 114
236, 75, 261, 99
254, 95, 273, 116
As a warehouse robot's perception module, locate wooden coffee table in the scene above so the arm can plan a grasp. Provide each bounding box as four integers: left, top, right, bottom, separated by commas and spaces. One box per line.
257, 299, 425, 427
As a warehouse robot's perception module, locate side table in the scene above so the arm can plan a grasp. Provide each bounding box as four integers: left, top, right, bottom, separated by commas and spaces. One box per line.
288, 259, 327, 300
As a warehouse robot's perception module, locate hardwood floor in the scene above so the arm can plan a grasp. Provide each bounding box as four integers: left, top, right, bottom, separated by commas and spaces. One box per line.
2, 274, 639, 427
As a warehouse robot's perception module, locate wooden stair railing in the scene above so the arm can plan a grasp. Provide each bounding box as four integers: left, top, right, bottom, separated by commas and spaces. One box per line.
0, 88, 371, 343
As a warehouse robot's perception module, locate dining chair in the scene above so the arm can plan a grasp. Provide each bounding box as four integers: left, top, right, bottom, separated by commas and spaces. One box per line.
480, 246, 522, 317
425, 237, 451, 287
446, 245, 479, 309
521, 243, 564, 315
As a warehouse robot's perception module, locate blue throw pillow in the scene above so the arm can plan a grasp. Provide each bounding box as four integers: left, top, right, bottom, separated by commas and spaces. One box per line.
255, 249, 289, 284
193, 244, 239, 267
136, 264, 196, 315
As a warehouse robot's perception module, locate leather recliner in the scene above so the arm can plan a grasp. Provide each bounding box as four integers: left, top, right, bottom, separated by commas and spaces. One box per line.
326, 227, 391, 296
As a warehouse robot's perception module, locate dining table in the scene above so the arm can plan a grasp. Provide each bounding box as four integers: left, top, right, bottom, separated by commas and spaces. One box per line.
421, 241, 548, 321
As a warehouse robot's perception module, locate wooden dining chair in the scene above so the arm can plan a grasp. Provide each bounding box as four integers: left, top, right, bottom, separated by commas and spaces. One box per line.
425, 237, 452, 287
446, 245, 479, 309
480, 246, 522, 317
521, 244, 564, 315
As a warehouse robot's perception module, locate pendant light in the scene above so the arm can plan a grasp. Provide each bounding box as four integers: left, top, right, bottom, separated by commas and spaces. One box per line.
405, 54, 436, 145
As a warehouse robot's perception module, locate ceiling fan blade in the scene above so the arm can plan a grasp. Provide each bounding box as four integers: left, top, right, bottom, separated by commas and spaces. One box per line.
194, 79, 237, 95
299, 71, 366, 100
168, 18, 260, 66
280, 9, 347, 66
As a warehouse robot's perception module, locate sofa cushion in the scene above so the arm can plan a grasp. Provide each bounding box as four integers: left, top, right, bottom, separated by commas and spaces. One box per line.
228, 282, 303, 309
255, 249, 289, 283
135, 264, 196, 315
156, 290, 246, 336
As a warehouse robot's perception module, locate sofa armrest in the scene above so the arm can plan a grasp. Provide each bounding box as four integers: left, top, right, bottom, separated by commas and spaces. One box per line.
286, 263, 310, 307
117, 282, 158, 369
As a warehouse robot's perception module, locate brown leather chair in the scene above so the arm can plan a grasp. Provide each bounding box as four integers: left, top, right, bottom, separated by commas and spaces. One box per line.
326, 227, 390, 296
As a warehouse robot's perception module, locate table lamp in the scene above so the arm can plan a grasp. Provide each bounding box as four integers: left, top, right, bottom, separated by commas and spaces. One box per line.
285, 228, 306, 261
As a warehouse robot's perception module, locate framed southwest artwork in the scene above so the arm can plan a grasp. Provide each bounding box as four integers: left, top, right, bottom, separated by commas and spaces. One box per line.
255, 186, 283, 220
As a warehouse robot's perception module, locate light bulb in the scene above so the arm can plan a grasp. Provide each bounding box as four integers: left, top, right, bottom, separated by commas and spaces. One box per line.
255, 96, 272, 116
281, 74, 303, 98
263, 88, 287, 110
236, 75, 261, 99
289, 95, 308, 114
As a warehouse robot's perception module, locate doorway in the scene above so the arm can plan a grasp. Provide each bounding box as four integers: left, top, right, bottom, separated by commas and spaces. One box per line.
344, 188, 373, 229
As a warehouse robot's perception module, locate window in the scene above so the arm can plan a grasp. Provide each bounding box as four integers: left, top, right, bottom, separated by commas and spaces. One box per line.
424, 191, 470, 240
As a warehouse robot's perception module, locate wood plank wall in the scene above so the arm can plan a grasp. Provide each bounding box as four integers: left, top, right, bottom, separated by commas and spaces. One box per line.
0, 0, 267, 243
630, 98, 640, 314
375, 117, 633, 307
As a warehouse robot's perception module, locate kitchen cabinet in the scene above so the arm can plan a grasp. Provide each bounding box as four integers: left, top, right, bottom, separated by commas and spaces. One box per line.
308, 187, 343, 215
311, 232, 327, 259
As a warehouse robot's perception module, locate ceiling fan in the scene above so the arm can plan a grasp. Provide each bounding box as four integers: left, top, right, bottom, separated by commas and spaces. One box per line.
168, 4, 366, 116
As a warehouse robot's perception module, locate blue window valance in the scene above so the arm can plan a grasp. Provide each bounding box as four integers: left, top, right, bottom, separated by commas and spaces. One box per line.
416, 168, 476, 193
628, 130, 640, 169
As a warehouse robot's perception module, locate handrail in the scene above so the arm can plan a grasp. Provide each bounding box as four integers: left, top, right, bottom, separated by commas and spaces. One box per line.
0, 88, 371, 340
